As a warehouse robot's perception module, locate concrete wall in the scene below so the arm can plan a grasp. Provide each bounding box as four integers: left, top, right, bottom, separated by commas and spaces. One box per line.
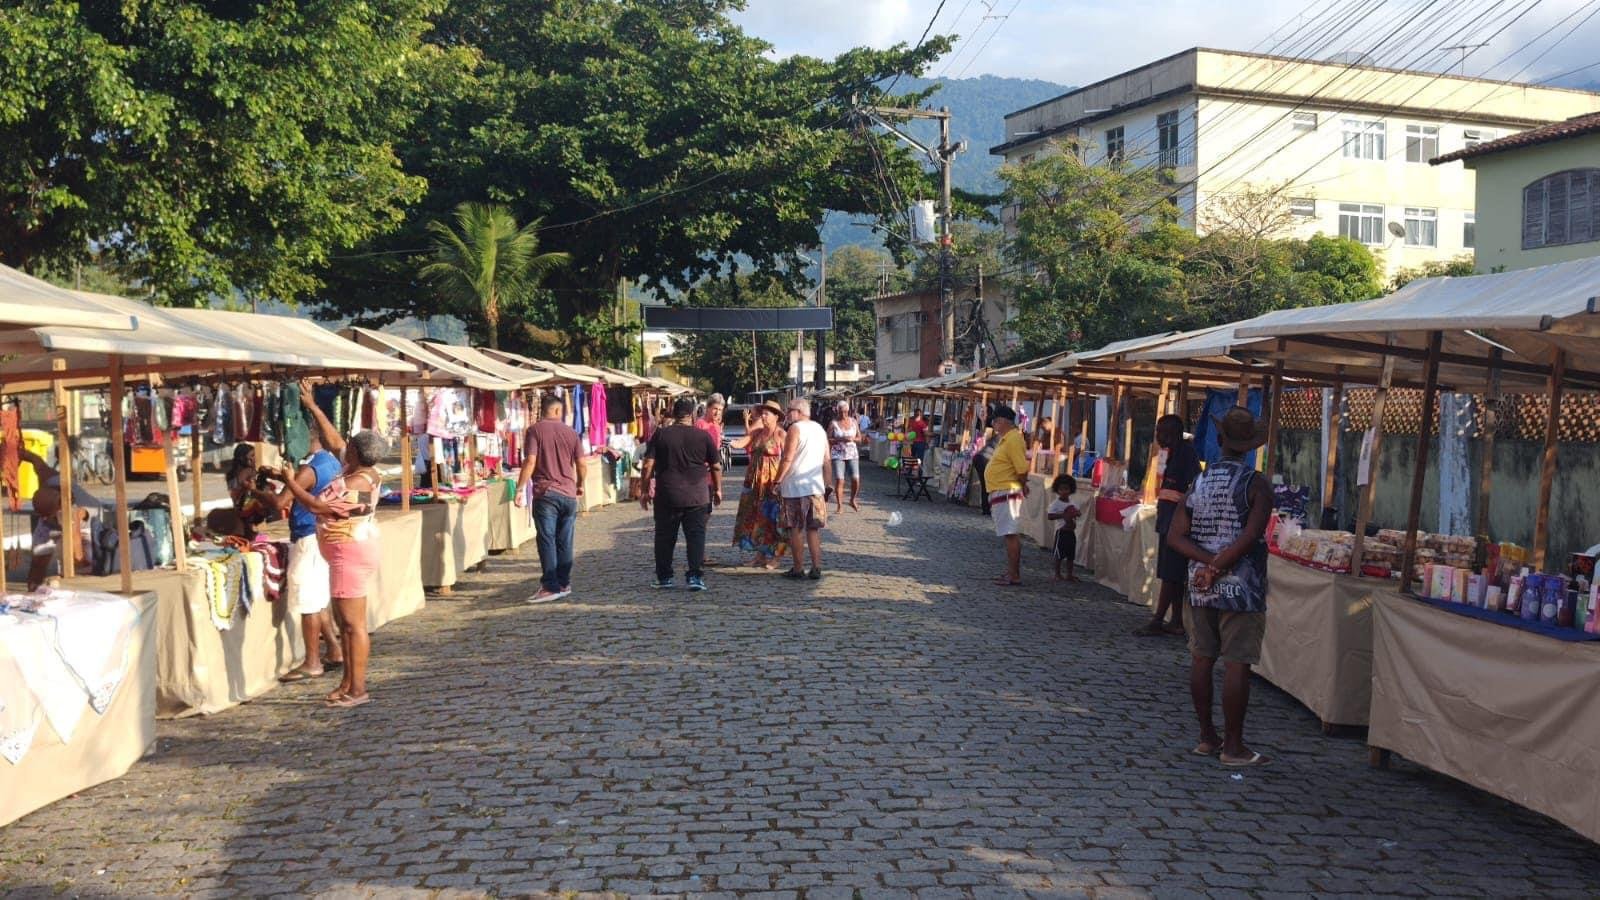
1467, 133, 1600, 273
1276, 427, 1600, 566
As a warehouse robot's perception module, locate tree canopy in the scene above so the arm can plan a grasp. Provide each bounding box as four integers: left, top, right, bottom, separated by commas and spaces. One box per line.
0, 0, 444, 306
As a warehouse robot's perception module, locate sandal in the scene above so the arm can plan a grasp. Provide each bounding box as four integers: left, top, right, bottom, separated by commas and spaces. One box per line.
1191, 741, 1222, 756
782, 569, 807, 580
278, 668, 324, 683
327, 694, 371, 709
324, 688, 350, 703
992, 577, 1022, 586
1220, 750, 1270, 768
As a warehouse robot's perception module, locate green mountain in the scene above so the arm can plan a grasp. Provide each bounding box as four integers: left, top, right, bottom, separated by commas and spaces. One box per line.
821, 74, 1071, 249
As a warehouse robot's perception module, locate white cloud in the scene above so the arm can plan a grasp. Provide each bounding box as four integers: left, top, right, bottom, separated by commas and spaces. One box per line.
733, 0, 1600, 87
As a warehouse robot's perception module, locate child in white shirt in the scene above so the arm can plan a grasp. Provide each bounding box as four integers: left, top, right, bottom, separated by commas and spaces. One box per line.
1047, 474, 1080, 582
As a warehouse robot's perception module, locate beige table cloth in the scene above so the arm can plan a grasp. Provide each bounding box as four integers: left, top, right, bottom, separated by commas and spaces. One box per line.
482, 478, 536, 553
1257, 556, 1377, 727
1, 591, 158, 826
1086, 507, 1161, 608
414, 489, 490, 588
1370, 589, 1600, 844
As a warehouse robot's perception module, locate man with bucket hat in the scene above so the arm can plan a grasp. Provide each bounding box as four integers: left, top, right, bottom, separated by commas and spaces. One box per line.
1165, 406, 1274, 768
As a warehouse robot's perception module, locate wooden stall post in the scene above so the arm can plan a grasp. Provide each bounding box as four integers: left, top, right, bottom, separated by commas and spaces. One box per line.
159, 425, 188, 573
1398, 332, 1443, 595
1262, 350, 1287, 477
1351, 348, 1397, 577
399, 386, 412, 512
1030, 388, 1047, 473
1070, 391, 1088, 477
1532, 350, 1566, 571
1107, 382, 1125, 460
1177, 375, 1191, 425
50, 360, 76, 578
1323, 368, 1345, 525
1474, 349, 1502, 544
107, 356, 133, 593
1236, 373, 1250, 408
190, 409, 203, 526
1052, 386, 1066, 475
1142, 378, 1172, 504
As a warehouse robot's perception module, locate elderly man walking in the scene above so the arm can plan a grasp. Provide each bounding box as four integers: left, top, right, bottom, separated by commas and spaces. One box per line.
984, 404, 1030, 587
773, 397, 833, 581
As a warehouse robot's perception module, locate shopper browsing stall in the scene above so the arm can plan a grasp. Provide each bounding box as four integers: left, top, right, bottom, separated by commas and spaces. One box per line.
273, 383, 347, 683
984, 405, 1030, 587
1137, 415, 1202, 638
1165, 406, 1273, 767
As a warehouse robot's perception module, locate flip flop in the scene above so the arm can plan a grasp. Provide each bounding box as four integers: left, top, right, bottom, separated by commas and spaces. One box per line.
1191, 741, 1222, 756
1221, 751, 1270, 768
278, 668, 323, 683
992, 577, 1022, 586
327, 694, 371, 709
782, 569, 808, 580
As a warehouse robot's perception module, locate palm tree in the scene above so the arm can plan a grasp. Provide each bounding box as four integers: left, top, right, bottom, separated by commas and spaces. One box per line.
420, 202, 569, 349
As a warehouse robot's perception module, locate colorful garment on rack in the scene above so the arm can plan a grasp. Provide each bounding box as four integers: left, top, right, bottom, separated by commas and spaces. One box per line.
1, 404, 20, 511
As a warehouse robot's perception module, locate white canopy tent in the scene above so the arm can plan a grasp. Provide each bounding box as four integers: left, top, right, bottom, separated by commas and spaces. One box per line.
414, 341, 553, 389
0, 265, 139, 331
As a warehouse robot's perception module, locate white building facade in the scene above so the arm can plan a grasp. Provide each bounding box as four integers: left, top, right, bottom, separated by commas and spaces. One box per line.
992, 48, 1600, 276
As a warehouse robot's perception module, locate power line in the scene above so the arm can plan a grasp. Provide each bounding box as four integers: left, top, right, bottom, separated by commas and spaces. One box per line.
882, 0, 952, 99
950, 0, 1023, 79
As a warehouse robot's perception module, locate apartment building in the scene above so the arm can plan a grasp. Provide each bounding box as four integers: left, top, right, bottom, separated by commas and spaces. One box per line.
991, 48, 1600, 275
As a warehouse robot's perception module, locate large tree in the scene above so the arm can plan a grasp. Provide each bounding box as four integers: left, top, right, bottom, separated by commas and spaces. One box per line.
0, 0, 442, 306
316, 0, 952, 358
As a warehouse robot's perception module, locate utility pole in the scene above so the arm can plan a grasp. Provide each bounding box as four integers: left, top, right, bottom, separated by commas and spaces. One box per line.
815, 246, 827, 392
860, 103, 965, 372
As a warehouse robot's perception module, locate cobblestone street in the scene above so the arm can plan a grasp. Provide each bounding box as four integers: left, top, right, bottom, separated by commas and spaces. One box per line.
3, 469, 1598, 898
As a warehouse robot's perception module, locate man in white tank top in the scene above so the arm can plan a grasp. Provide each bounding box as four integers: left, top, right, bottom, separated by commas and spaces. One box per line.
773, 397, 834, 580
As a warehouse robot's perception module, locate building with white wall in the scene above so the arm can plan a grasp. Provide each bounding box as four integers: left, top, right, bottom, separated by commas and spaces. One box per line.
991, 48, 1600, 276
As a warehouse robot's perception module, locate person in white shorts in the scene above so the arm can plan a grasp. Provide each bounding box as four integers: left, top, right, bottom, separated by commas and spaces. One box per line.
273, 384, 346, 682
982, 404, 1031, 586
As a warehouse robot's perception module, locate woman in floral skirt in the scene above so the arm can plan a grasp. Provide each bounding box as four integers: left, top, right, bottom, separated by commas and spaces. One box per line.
731, 400, 787, 568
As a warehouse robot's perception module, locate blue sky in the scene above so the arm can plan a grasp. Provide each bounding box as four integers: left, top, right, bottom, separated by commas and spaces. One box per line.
732, 0, 1600, 88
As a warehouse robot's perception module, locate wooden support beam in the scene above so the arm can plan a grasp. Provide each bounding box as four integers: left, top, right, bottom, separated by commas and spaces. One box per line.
1107, 382, 1125, 459
1532, 350, 1566, 571
1261, 348, 1287, 477
400, 386, 412, 512
1177, 375, 1190, 422
190, 412, 203, 529
107, 357, 133, 593
1399, 332, 1443, 595
1323, 369, 1345, 527
1351, 349, 1396, 578
1474, 350, 1502, 544
160, 427, 188, 573
1142, 378, 1172, 505
51, 360, 76, 578
1236, 373, 1250, 408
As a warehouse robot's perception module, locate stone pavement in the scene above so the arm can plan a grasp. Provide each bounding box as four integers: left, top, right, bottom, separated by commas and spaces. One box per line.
3, 468, 1598, 898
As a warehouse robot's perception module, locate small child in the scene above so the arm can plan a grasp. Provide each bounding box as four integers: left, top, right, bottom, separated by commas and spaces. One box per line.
1048, 474, 1080, 582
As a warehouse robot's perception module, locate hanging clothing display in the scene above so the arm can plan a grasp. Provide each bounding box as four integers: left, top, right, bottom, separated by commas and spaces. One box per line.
589, 384, 608, 448
476, 390, 498, 434
606, 386, 634, 425
426, 388, 452, 439
280, 381, 311, 463
1, 403, 21, 511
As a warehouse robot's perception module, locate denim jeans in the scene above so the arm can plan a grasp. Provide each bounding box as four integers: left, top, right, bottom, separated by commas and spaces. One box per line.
654, 504, 711, 581
532, 492, 578, 592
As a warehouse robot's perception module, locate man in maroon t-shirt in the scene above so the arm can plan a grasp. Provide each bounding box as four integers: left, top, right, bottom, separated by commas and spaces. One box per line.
514, 394, 587, 603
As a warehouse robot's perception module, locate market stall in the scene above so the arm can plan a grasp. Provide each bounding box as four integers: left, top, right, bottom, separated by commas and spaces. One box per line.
1255, 555, 1377, 728
0, 589, 157, 827
1369, 589, 1600, 844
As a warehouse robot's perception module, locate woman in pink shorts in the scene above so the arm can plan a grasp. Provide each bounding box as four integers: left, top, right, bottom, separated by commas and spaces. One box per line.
278, 430, 385, 708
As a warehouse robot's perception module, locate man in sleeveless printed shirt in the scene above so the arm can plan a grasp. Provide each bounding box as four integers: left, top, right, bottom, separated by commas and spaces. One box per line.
1165, 407, 1273, 768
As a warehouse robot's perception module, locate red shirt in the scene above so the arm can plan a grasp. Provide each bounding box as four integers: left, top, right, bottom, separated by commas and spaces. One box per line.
909, 418, 929, 441
694, 417, 722, 448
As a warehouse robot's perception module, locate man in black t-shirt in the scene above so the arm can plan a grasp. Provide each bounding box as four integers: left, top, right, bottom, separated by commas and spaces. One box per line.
640, 397, 723, 591
1138, 414, 1202, 637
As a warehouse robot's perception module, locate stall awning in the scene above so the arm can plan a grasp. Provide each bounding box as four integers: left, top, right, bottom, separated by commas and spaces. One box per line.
0, 293, 416, 390
342, 328, 521, 391
476, 348, 599, 384
0, 266, 139, 331
416, 341, 553, 389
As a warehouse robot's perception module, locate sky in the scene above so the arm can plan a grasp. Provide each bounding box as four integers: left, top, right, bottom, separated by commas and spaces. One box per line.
732, 0, 1600, 89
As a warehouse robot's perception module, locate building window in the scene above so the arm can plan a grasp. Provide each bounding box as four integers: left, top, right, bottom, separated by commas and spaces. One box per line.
1404, 124, 1439, 163
1019, 153, 1036, 165
1463, 128, 1491, 150
1338, 202, 1385, 245
1289, 198, 1317, 217
1157, 111, 1181, 167
1523, 168, 1600, 249
890, 313, 923, 353
1104, 126, 1124, 163
1464, 212, 1476, 249
1292, 111, 1318, 132
1341, 118, 1386, 160
1404, 207, 1437, 246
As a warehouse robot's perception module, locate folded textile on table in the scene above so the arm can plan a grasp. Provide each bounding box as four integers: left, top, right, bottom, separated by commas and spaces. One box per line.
34, 590, 140, 714
0, 645, 43, 764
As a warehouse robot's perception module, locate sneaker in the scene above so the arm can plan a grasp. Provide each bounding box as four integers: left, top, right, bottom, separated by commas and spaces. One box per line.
652, 577, 675, 589
687, 575, 707, 592
528, 588, 566, 604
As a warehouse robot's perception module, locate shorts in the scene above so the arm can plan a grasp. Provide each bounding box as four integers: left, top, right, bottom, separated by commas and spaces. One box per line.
1053, 527, 1077, 562
1184, 604, 1266, 665
1156, 538, 1189, 584
989, 490, 1024, 537
284, 533, 332, 616
832, 457, 860, 481
780, 495, 827, 531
